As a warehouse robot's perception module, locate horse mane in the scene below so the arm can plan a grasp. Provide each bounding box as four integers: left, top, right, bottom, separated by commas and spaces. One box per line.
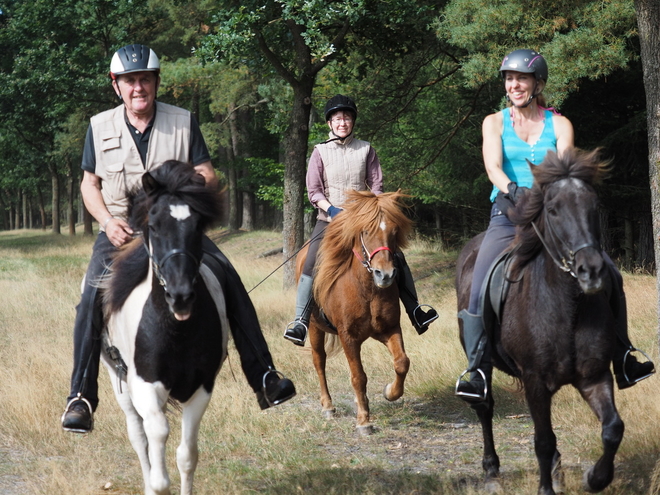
104, 160, 222, 315
313, 190, 412, 306
509, 147, 610, 275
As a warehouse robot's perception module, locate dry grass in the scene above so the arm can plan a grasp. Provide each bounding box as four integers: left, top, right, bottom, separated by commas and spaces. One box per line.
0, 229, 659, 494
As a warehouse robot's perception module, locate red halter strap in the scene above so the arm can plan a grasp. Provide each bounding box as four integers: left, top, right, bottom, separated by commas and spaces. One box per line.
352, 233, 393, 273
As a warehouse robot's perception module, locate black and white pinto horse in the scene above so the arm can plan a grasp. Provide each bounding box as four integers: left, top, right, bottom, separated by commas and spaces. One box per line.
101, 160, 227, 495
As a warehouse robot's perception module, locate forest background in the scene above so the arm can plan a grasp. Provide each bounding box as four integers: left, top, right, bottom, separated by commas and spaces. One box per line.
0, 0, 657, 281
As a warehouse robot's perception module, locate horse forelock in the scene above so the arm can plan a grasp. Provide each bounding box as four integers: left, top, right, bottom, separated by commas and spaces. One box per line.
127, 160, 221, 233
314, 190, 412, 305
510, 147, 607, 274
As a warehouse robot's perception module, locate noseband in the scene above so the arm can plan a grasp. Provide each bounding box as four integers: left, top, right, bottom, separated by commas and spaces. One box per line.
352, 232, 393, 273
143, 239, 201, 291
531, 180, 601, 278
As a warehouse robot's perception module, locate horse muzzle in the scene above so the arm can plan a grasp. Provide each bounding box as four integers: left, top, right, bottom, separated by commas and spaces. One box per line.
165, 287, 196, 321
574, 248, 606, 295
372, 267, 396, 289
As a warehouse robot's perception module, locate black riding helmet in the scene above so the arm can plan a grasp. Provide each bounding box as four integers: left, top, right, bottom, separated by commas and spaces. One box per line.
499, 49, 548, 107
110, 44, 160, 80
324, 94, 357, 122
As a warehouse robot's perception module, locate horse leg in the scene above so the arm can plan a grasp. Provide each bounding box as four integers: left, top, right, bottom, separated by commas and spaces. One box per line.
178, 387, 212, 495
472, 396, 501, 492
577, 378, 624, 493
309, 325, 335, 418
131, 379, 172, 495
102, 357, 154, 494
379, 331, 409, 402
524, 382, 558, 495
341, 338, 372, 435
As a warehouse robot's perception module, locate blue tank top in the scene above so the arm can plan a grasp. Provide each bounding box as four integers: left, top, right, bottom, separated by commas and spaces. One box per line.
489, 108, 557, 202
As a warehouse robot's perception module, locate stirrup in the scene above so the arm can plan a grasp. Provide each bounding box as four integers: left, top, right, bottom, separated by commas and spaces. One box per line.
620, 348, 655, 385
413, 304, 439, 328
455, 368, 488, 401
61, 394, 94, 433
261, 370, 292, 408
283, 319, 308, 346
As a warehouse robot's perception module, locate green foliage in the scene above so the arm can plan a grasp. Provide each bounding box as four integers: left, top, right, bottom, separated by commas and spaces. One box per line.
438, 0, 637, 106
245, 157, 285, 208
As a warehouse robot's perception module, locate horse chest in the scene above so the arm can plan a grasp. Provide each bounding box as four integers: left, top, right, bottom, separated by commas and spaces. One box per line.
134, 286, 224, 402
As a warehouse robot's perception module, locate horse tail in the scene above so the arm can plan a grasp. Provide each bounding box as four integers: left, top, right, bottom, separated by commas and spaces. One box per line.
324, 334, 343, 358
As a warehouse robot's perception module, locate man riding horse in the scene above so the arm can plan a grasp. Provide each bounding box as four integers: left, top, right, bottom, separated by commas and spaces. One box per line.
61, 44, 296, 433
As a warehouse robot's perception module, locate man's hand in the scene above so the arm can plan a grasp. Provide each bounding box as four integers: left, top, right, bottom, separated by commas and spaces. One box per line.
105, 218, 134, 247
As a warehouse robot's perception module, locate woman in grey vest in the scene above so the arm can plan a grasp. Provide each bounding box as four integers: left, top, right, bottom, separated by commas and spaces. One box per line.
283, 95, 438, 346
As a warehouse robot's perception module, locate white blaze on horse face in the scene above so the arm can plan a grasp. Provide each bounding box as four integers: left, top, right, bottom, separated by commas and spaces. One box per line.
170, 204, 191, 221
380, 219, 387, 231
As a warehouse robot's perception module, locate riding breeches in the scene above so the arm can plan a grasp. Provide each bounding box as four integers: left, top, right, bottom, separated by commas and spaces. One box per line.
302, 220, 328, 276
201, 236, 277, 393
468, 204, 516, 315
68, 233, 116, 411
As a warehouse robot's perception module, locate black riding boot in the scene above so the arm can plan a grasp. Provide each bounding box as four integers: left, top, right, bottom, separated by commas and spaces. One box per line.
611, 292, 655, 389
455, 310, 490, 403
395, 252, 438, 334
284, 274, 314, 346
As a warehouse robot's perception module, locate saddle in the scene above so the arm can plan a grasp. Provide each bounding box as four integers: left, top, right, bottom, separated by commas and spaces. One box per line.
478, 248, 516, 336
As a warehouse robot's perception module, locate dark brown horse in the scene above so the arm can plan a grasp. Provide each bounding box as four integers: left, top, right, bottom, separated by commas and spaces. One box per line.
456, 148, 624, 495
297, 190, 412, 435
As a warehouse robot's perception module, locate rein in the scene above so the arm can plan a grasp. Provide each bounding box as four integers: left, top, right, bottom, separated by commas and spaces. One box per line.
352, 232, 392, 273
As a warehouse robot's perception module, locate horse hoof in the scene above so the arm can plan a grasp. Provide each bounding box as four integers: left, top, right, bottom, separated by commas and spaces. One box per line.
322, 408, 336, 420
582, 465, 612, 494
484, 478, 502, 493
383, 383, 392, 401
356, 424, 374, 436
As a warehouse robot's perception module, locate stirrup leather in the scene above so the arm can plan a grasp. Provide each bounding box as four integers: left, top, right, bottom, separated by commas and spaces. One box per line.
413, 304, 439, 328
283, 319, 308, 345
455, 368, 488, 400
620, 348, 655, 385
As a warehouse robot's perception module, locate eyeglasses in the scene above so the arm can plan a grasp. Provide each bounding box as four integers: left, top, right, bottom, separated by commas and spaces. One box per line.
331, 117, 353, 123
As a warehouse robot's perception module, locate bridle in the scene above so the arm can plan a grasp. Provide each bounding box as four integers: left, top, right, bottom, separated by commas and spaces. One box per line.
143, 237, 201, 291
531, 180, 601, 278
352, 232, 393, 273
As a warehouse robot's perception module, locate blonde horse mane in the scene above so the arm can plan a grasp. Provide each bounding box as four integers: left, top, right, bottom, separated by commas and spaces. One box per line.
313, 190, 412, 306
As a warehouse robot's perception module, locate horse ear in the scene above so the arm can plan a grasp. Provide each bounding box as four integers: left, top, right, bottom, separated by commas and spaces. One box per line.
142, 171, 159, 195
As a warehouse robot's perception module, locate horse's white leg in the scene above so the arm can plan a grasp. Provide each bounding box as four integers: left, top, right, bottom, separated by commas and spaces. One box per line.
102, 358, 155, 494
177, 387, 212, 495
131, 377, 172, 495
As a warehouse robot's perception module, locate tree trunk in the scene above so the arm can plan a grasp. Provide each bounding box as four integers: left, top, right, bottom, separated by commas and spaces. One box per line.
67, 158, 76, 236
227, 103, 241, 231
282, 85, 313, 288
50, 167, 61, 234
635, 0, 660, 336
37, 186, 47, 231
241, 191, 254, 231
637, 213, 654, 271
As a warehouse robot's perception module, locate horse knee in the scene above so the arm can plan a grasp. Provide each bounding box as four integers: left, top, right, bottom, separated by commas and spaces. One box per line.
602, 416, 624, 450
394, 355, 410, 376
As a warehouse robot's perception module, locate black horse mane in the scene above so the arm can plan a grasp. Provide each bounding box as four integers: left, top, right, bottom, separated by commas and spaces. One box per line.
508, 147, 610, 275
104, 160, 222, 315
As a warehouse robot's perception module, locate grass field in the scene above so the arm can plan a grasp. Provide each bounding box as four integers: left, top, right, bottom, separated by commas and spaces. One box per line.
0, 228, 659, 494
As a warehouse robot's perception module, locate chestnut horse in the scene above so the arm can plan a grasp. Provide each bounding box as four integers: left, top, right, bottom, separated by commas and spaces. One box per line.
456, 149, 624, 494
297, 190, 413, 435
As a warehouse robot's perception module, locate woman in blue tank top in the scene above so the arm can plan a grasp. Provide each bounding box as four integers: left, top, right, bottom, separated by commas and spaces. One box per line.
455, 49, 654, 404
